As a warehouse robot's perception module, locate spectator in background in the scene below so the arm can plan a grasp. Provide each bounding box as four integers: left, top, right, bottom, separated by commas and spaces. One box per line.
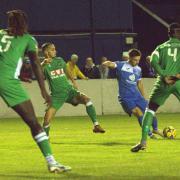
122, 51, 129, 61
66, 54, 88, 80
98, 57, 109, 79
141, 56, 156, 78
82, 57, 100, 79
19, 57, 34, 83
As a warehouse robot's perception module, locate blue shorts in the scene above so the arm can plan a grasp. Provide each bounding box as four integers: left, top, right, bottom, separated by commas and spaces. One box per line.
118, 95, 148, 116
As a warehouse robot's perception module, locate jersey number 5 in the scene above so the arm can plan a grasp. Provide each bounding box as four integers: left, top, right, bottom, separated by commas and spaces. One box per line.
168, 48, 177, 62
0, 35, 14, 52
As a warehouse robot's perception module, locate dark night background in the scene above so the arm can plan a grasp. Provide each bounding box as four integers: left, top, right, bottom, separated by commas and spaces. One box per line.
0, 0, 180, 67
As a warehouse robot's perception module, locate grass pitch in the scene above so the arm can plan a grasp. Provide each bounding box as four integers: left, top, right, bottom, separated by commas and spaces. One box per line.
0, 114, 180, 180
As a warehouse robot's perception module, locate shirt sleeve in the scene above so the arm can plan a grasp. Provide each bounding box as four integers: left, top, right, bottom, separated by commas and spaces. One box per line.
26, 35, 38, 53
114, 61, 120, 68
115, 61, 124, 70
151, 47, 166, 77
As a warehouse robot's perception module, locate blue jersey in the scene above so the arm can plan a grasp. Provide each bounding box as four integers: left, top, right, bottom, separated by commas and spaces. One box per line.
115, 61, 142, 100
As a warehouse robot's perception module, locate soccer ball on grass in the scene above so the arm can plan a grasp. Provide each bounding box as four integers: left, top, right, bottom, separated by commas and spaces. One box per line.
163, 126, 176, 139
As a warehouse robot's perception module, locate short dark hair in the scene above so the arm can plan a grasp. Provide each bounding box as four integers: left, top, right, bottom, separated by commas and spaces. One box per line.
41, 43, 53, 52
128, 49, 141, 57
168, 22, 180, 37
7, 9, 28, 36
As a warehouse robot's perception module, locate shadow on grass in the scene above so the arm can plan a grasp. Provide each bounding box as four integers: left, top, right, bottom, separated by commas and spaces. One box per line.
153, 137, 180, 141
0, 174, 179, 180
51, 141, 134, 146
0, 172, 98, 180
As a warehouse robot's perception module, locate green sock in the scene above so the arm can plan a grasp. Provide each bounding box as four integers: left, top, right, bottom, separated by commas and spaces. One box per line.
34, 132, 52, 157
86, 102, 99, 125
141, 110, 154, 144
43, 125, 50, 136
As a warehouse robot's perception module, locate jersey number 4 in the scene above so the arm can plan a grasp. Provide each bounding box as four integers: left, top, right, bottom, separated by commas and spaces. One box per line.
0, 35, 14, 52
168, 48, 177, 62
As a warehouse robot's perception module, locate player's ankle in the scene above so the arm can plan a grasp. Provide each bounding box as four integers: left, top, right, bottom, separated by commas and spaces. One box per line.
140, 140, 147, 146
94, 122, 99, 126
46, 155, 57, 165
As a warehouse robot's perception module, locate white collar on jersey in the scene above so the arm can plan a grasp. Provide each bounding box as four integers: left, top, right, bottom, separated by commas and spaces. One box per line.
121, 62, 134, 73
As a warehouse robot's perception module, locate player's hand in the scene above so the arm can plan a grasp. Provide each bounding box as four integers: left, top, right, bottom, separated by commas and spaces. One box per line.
164, 76, 176, 85
73, 82, 78, 90
41, 90, 51, 106
41, 58, 51, 65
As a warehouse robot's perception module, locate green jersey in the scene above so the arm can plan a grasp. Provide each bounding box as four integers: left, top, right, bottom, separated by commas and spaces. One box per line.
43, 57, 71, 95
151, 38, 180, 80
0, 29, 37, 80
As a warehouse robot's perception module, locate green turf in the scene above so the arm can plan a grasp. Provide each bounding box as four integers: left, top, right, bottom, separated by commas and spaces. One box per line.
0, 114, 180, 180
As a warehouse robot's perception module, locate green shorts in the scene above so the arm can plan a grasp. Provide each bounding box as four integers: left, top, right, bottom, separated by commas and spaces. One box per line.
149, 80, 180, 106
51, 86, 80, 110
0, 79, 30, 107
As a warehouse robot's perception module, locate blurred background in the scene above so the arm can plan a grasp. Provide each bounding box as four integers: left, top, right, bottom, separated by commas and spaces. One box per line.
1, 0, 179, 70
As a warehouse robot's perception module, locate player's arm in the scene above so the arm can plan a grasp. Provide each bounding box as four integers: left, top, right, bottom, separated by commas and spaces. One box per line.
176, 73, 180, 79
151, 50, 176, 85
137, 79, 145, 98
102, 61, 116, 69
150, 50, 167, 77
76, 66, 88, 80
27, 51, 51, 105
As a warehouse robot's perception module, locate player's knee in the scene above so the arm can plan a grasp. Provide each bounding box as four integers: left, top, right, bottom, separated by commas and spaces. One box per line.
27, 119, 43, 136
71, 102, 79, 106
148, 101, 159, 112
81, 94, 90, 104
132, 107, 142, 117
43, 117, 50, 126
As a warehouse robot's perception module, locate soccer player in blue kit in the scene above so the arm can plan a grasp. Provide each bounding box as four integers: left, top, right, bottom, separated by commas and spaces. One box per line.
103, 49, 163, 138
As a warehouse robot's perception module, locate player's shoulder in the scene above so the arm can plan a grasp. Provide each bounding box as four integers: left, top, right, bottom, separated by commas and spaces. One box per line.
55, 56, 65, 61
54, 57, 66, 64
157, 40, 171, 50
23, 33, 37, 42
134, 65, 141, 73
115, 60, 126, 67
0, 29, 7, 35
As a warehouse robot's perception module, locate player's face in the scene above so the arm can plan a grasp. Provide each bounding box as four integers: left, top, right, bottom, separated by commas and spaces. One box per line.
129, 56, 141, 66
174, 28, 180, 39
46, 44, 57, 58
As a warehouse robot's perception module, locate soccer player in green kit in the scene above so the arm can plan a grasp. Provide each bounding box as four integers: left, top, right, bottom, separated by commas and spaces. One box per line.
41, 43, 105, 137
131, 23, 180, 152
0, 10, 71, 172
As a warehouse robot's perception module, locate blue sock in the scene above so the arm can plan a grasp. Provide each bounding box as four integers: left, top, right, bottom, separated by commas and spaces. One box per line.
152, 117, 158, 131
138, 116, 152, 136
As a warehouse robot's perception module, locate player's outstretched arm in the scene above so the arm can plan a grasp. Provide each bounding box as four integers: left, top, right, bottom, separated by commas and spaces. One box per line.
28, 51, 51, 105
102, 61, 116, 68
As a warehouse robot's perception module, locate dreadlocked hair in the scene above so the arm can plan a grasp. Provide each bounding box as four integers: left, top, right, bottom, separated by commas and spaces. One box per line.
7, 9, 28, 36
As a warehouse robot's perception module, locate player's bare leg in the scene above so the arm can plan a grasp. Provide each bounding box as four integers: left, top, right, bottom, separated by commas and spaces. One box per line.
72, 94, 105, 133
12, 100, 71, 172
43, 107, 57, 137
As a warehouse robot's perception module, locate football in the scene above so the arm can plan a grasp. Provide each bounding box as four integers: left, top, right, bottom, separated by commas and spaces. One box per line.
163, 126, 176, 139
